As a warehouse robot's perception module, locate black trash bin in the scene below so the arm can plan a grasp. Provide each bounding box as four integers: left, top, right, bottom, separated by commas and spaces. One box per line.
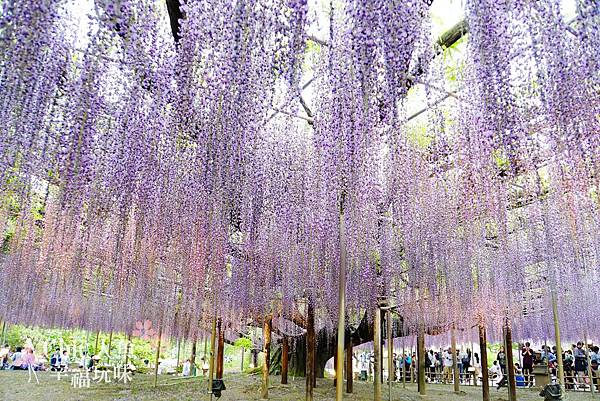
211, 379, 226, 398
539, 383, 562, 401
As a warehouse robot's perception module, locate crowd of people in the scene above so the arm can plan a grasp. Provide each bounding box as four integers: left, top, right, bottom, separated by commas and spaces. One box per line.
0, 343, 107, 373
0, 343, 44, 371
352, 340, 600, 392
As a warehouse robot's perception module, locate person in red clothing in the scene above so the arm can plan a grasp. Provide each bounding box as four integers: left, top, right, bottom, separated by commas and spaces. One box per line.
522, 342, 534, 387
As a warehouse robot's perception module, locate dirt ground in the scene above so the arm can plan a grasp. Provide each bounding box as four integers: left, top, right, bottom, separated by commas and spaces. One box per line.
0, 370, 595, 401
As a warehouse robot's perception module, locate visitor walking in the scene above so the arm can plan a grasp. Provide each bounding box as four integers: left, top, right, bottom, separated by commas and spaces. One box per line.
472, 353, 481, 384
574, 341, 588, 388
443, 348, 453, 384
22, 347, 40, 384
497, 346, 507, 376
563, 350, 574, 389
182, 359, 191, 376
428, 350, 436, 382
459, 348, 470, 383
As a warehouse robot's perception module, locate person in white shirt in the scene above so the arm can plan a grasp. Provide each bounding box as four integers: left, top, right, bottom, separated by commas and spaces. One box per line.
182, 359, 191, 376
443, 349, 453, 384
79, 351, 89, 369
489, 360, 506, 389
428, 350, 436, 382
359, 353, 368, 381
60, 350, 70, 371
472, 352, 482, 383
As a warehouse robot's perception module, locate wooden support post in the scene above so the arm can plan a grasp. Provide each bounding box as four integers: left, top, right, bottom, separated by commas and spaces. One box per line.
417, 325, 426, 395
252, 349, 259, 369
261, 316, 272, 399
334, 351, 338, 387
208, 316, 217, 397
585, 332, 596, 397
346, 340, 353, 393
451, 327, 460, 394
176, 338, 181, 372
551, 291, 564, 386
306, 299, 315, 401
504, 321, 517, 401
124, 334, 131, 368
154, 325, 162, 388
402, 344, 406, 388
479, 325, 490, 401
191, 337, 197, 376
94, 331, 100, 355
374, 307, 382, 401
387, 310, 394, 399
335, 211, 347, 401
107, 330, 113, 365
0, 321, 5, 345
216, 319, 225, 379
281, 336, 289, 384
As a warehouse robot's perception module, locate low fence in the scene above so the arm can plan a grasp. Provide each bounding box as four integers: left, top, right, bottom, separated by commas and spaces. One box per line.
359, 367, 599, 393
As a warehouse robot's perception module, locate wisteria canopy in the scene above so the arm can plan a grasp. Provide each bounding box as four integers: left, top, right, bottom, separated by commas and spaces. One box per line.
0, 0, 599, 349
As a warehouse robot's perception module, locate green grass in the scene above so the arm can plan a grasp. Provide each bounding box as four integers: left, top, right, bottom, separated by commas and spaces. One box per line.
0, 370, 595, 401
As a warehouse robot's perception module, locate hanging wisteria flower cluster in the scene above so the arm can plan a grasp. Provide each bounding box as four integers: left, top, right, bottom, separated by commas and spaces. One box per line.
0, 0, 599, 348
